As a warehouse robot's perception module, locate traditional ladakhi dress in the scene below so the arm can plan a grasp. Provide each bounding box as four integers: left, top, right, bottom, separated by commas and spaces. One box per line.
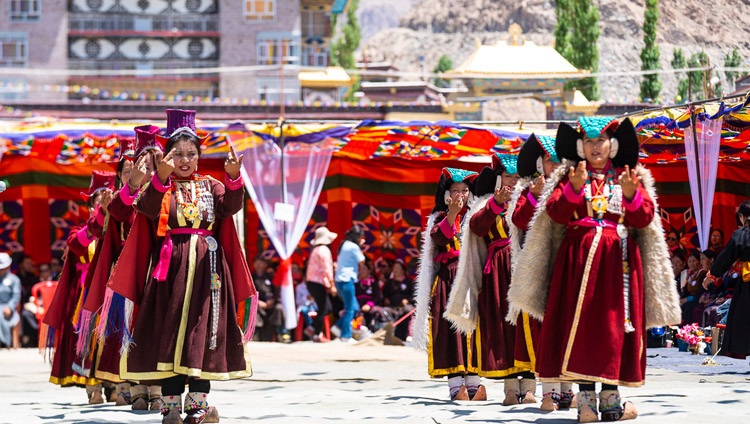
104, 173, 257, 381
509, 186, 543, 371
77, 187, 137, 381
413, 210, 475, 377
45, 223, 99, 387
445, 194, 526, 378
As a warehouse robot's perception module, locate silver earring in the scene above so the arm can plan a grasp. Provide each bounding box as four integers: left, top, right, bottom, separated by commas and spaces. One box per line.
576, 139, 585, 159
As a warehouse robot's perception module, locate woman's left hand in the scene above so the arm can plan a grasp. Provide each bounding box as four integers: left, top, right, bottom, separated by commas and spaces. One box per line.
619, 165, 641, 200
224, 144, 244, 180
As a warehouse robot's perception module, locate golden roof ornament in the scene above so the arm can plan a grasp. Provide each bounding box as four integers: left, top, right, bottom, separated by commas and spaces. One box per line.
508, 23, 525, 46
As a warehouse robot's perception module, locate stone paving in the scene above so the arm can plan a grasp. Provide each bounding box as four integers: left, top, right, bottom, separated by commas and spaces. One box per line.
3, 341, 749, 423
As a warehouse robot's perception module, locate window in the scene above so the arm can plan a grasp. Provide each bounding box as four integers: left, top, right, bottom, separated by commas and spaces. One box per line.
257, 36, 299, 65
301, 9, 328, 38
0, 33, 28, 67
257, 77, 300, 103
301, 46, 329, 67
0, 76, 28, 100
9, 0, 41, 22
245, 0, 276, 21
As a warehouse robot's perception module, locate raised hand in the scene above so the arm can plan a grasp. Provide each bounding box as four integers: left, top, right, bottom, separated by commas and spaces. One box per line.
120, 159, 133, 187
530, 175, 545, 198
619, 165, 641, 200
128, 155, 149, 190
446, 192, 464, 222
569, 160, 587, 193
99, 188, 113, 210
224, 143, 244, 180
494, 185, 512, 206
157, 148, 176, 184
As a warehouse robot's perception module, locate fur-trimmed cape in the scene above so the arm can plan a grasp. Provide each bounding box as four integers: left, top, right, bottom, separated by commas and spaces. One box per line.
411, 213, 438, 351
507, 161, 681, 328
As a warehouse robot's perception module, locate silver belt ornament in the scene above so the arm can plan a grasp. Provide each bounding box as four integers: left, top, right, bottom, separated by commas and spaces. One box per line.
617, 224, 635, 333
206, 235, 221, 350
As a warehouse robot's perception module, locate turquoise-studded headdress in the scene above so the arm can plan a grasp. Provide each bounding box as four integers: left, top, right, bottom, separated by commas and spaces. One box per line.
432, 167, 479, 213
491, 153, 519, 175
555, 116, 640, 169
517, 133, 560, 178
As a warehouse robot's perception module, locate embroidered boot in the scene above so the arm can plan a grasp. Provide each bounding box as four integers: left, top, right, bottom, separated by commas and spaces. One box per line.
149, 385, 164, 411
464, 375, 486, 401
160, 395, 182, 424
115, 382, 132, 406
104, 382, 117, 402
184, 392, 219, 424
86, 384, 104, 405
502, 378, 521, 406
599, 390, 638, 422
130, 384, 149, 410
540, 382, 560, 411
559, 382, 576, 409
450, 385, 469, 401
576, 390, 599, 423
520, 378, 537, 404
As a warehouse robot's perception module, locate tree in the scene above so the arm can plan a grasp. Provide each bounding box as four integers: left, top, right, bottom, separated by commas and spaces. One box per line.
553, 0, 572, 59
432, 55, 453, 88
687, 50, 709, 101
639, 0, 661, 102
330, 0, 361, 100
724, 47, 745, 90
556, 0, 600, 100
671, 48, 689, 101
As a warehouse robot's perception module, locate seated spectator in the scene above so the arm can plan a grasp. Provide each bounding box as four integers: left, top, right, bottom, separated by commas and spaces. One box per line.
704, 260, 741, 327
49, 257, 62, 280
672, 249, 687, 293
0, 253, 21, 348
37, 263, 52, 283
666, 231, 682, 256
709, 228, 725, 253
295, 278, 318, 340
16, 255, 37, 306
680, 251, 706, 324
253, 257, 288, 343
356, 263, 386, 332
692, 250, 716, 324
382, 259, 415, 340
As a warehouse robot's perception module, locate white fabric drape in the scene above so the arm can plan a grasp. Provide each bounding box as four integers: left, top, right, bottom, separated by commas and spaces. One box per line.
240, 136, 335, 329
683, 117, 722, 250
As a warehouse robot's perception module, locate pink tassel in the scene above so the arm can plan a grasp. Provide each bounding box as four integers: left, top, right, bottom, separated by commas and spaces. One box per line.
95, 287, 115, 338
242, 296, 259, 344
75, 309, 92, 356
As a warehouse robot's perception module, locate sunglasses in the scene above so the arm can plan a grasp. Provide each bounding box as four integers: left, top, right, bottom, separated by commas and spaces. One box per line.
667, 237, 677, 241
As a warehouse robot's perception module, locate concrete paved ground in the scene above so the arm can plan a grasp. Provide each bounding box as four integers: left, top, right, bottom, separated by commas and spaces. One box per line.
3, 341, 749, 423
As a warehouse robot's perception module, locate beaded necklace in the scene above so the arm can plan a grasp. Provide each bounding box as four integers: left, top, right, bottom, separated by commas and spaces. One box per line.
173, 179, 208, 223
584, 169, 615, 219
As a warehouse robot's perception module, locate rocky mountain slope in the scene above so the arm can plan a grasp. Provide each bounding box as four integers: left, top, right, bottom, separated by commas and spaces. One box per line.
359, 0, 750, 102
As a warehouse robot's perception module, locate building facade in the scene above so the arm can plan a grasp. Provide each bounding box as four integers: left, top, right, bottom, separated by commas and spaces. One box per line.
0, 0, 347, 103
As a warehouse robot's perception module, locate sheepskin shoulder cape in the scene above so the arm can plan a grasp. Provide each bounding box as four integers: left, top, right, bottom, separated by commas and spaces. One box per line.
412, 213, 439, 352
507, 161, 681, 328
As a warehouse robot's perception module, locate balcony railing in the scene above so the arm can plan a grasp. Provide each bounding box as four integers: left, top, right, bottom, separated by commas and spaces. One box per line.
69, 14, 219, 33
67, 59, 220, 77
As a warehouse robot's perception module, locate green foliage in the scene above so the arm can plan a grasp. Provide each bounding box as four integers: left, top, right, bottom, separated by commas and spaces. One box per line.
672, 48, 688, 101
724, 47, 745, 88
556, 0, 600, 100
330, 0, 361, 71
432, 55, 453, 88
639, 0, 661, 102
687, 50, 709, 101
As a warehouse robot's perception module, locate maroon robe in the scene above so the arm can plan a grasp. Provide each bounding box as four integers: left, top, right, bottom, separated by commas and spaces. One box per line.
470, 197, 527, 378
537, 167, 654, 387
427, 210, 476, 377
45, 224, 99, 387
510, 187, 543, 371
106, 173, 257, 381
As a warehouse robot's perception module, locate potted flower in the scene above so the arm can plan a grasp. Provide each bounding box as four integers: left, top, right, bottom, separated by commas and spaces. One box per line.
676, 323, 705, 354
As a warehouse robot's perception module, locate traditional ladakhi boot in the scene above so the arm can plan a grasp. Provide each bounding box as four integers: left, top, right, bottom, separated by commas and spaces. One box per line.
130, 384, 149, 410
520, 378, 537, 404
184, 392, 220, 424
149, 385, 164, 411
540, 382, 560, 411
502, 378, 521, 406
599, 390, 638, 422
103, 382, 117, 402
576, 390, 599, 423
160, 395, 182, 424
559, 382, 576, 409
86, 384, 104, 405
115, 382, 132, 406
